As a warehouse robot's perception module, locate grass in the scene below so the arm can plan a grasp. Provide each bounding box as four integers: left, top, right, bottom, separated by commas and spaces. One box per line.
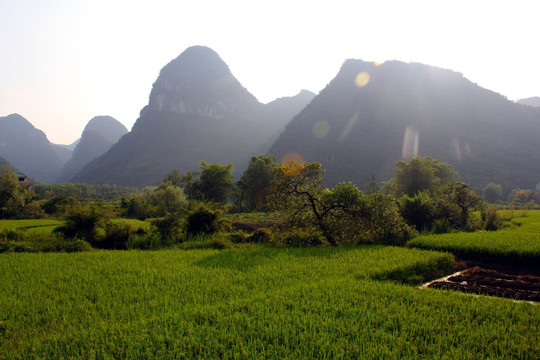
0, 219, 62, 233
408, 210, 540, 267
0, 246, 538, 359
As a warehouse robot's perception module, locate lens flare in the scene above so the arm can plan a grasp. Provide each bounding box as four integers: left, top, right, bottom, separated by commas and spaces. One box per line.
355, 72, 370, 87
402, 126, 419, 159
452, 139, 472, 162
281, 152, 305, 176
313, 120, 330, 138
280, 159, 304, 176
373, 61, 383, 66
340, 110, 360, 141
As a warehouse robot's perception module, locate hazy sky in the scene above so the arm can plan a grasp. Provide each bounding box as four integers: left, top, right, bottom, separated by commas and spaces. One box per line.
1, 0, 539, 144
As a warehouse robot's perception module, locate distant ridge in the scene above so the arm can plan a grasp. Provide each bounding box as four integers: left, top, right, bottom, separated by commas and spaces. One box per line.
0, 113, 64, 183
58, 116, 128, 182
517, 97, 540, 107
269, 59, 540, 192
72, 46, 313, 187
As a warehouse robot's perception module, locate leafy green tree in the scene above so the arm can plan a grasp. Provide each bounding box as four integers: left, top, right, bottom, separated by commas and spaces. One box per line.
197, 161, 234, 203
0, 167, 18, 218
482, 183, 503, 203
269, 162, 412, 246
185, 202, 223, 237
0, 166, 42, 219
174, 162, 234, 203
268, 161, 338, 245
237, 155, 278, 211
53, 204, 104, 243
147, 183, 185, 216
434, 183, 482, 230
398, 191, 434, 232
394, 157, 459, 196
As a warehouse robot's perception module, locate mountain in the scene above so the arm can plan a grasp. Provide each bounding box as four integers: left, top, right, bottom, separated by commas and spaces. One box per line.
72, 46, 312, 187
269, 59, 540, 192
0, 114, 64, 183
517, 97, 540, 107
0, 156, 17, 172
259, 90, 315, 150
58, 116, 127, 182
50, 144, 74, 164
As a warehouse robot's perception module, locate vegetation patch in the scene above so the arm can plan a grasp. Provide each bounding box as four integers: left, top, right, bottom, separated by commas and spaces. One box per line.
1, 247, 538, 359
408, 211, 540, 268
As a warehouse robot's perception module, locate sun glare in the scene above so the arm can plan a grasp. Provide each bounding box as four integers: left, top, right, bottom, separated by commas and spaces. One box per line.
313, 120, 330, 138
355, 72, 370, 88
281, 153, 305, 176
402, 126, 419, 159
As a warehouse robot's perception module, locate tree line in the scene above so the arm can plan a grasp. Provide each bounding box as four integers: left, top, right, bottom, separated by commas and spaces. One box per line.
0, 155, 534, 250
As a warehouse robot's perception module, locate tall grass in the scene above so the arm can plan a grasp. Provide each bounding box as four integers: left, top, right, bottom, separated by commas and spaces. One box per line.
0, 247, 538, 359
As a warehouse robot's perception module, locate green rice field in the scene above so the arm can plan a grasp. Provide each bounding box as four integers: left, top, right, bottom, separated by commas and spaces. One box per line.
0, 246, 538, 359
408, 210, 540, 267
0, 219, 63, 235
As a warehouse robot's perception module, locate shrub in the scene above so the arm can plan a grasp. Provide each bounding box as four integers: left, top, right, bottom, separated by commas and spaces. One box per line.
0, 229, 91, 253
93, 221, 135, 250
185, 203, 223, 236
431, 218, 451, 234
484, 207, 499, 231
127, 232, 163, 250
53, 205, 103, 243
275, 228, 326, 247
150, 212, 184, 242
399, 192, 433, 232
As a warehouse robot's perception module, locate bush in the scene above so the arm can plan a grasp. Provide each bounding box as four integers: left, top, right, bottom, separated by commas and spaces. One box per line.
53, 205, 103, 243
41, 195, 75, 215
274, 228, 326, 247
484, 207, 499, 231
127, 232, 163, 250
185, 203, 223, 236
150, 212, 184, 242
0, 229, 91, 253
93, 221, 135, 250
431, 218, 451, 234
399, 192, 433, 232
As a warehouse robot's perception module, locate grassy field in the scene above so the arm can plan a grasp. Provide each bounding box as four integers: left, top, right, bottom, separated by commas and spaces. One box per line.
0, 218, 150, 234
0, 219, 63, 235
408, 210, 540, 267
0, 246, 538, 359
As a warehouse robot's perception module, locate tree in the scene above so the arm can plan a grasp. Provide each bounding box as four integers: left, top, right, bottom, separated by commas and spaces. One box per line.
0, 166, 18, 218
398, 191, 434, 232
435, 183, 482, 229
394, 157, 459, 196
482, 183, 503, 203
268, 161, 413, 246
0, 166, 42, 219
237, 155, 278, 211
147, 183, 185, 215
269, 161, 338, 245
197, 161, 234, 203
176, 162, 234, 203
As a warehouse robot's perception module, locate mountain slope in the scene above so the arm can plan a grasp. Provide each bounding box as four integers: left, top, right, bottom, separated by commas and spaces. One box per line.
58, 116, 127, 182
0, 114, 64, 183
269, 60, 540, 191
72, 46, 312, 187
517, 97, 540, 107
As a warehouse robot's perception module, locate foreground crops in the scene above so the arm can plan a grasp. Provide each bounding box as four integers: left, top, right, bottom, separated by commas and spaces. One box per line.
1, 247, 538, 359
